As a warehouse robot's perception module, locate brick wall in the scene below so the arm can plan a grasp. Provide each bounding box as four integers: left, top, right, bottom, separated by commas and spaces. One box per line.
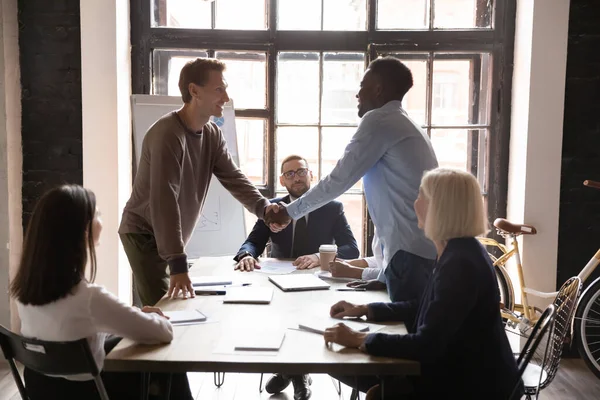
18, 0, 83, 229
558, 0, 600, 287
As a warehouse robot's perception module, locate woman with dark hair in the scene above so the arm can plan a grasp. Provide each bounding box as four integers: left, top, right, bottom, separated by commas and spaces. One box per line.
10, 185, 187, 399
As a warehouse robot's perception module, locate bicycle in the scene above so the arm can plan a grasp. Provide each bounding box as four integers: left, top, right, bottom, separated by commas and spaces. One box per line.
477, 179, 600, 379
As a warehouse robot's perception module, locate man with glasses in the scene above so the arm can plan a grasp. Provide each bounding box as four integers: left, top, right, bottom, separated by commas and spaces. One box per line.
233, 154, 359, 400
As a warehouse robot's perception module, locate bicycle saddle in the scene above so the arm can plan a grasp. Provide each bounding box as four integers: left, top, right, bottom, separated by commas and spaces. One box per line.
493, 218, 537, 235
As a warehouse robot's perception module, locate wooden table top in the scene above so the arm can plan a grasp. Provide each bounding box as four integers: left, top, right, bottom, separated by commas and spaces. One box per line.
105, 257, 420, 376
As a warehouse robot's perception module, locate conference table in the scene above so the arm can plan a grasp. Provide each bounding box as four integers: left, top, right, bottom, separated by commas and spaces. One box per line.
105, 256, 420, 396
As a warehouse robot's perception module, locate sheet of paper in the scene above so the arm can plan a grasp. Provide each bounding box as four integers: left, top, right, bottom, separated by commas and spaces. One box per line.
234, 331, 286, 351
297, 317, 370, 335
191, 276, 233, 287
164, 309, 207, 325
255, 259, 297, 275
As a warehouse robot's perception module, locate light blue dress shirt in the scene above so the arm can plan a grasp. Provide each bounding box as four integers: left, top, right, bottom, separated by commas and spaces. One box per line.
285, 100, 438, 281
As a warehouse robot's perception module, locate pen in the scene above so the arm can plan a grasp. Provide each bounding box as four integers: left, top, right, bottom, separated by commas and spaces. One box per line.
336, 288, 366, 292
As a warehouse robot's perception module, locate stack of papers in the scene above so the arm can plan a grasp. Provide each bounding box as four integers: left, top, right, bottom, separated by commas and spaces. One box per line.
164, 309, 207, 325
223, 287, 274, 304
191, 276, 233, 287
298, 318, 370, 335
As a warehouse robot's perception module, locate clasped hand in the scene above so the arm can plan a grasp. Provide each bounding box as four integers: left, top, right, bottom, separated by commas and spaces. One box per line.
264, 203, 292, 232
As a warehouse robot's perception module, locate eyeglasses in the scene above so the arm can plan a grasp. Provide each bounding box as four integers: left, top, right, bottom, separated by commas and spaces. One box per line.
282, 168, 309, 179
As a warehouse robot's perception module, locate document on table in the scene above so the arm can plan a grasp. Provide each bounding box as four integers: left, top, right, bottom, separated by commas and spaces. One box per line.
255, 259, 297, 275
163, 309, 207, 326
297, 317, 370, 335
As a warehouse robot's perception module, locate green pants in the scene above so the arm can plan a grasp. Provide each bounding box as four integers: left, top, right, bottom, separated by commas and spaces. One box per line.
120, 233, 169, 307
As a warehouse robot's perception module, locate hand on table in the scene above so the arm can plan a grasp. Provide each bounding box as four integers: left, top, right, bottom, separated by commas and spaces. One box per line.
167, 272, 195, 299
293, 254, 319, 269
346, 279, 387, 291
324, 323, 368, 349
330, 260, 363, 279
141, 306, 169, 319
329, 300, 369, 319
235, 255, 260, 271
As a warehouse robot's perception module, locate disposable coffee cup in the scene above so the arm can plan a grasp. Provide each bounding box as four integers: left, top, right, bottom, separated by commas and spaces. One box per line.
319, 244, 338, 271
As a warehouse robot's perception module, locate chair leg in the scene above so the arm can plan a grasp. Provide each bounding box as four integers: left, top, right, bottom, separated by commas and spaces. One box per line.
258, 373, 264, 393
165, 373, 172, 400
329, 375, 342, 395
214, 372, 225, 388
8, 360, 28, 400
93, 374, 111, 400
350, 388, 359, 400
140, 372, 150, 400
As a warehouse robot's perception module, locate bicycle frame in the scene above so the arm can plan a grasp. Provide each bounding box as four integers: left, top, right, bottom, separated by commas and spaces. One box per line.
481, 234, 600, 324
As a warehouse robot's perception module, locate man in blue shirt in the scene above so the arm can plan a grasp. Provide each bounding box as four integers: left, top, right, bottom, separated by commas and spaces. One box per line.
268, 57, 438, 303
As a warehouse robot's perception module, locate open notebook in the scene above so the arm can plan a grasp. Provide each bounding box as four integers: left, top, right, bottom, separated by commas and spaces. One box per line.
298, 318, 370, 335
164, 309, 207, 325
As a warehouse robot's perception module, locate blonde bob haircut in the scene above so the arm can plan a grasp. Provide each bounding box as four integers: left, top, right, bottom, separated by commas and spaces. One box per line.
420, 168, 488, 241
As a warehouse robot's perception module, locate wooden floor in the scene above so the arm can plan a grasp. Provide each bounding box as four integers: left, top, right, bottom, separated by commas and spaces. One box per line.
1, 358, 599, 400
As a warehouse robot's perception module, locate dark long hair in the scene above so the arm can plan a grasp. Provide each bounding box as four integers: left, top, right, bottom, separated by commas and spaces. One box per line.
10, 184, 98, 305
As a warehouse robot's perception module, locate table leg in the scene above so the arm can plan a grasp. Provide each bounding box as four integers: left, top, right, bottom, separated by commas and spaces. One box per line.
140, 372, 150, 400
213, 372, 225, 387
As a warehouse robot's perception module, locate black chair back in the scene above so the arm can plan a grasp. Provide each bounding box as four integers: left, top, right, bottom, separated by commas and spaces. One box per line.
510, 304, 556, 399
0, 324, 109, 400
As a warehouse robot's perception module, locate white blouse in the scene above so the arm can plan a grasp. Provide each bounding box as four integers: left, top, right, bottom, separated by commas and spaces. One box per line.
17, 280, 173, 380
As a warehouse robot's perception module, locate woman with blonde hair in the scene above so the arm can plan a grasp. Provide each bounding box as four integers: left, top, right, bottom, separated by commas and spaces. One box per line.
324, 168, 522, 399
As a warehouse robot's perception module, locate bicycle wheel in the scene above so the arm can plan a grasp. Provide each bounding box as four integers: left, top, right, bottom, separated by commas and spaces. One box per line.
495, 264, 514, 312
575, 277, 600, 379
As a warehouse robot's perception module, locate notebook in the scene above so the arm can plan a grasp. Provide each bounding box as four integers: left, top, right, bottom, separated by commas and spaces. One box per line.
223, 287, 274, 304
191, 276, 233, 287
234, 331, 286, 351
164, 309, 207, 325
298, 318, 370, 335
269, 274, 330, 292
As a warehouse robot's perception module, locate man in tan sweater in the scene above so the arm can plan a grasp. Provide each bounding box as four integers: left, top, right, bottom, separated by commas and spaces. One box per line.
119, 58, 282, 306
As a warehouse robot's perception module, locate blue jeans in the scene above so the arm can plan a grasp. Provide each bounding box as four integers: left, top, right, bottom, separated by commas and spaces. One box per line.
384, 249, 435, 303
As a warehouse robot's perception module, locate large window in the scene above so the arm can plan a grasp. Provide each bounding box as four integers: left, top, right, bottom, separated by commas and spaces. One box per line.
132, 0, 515, 254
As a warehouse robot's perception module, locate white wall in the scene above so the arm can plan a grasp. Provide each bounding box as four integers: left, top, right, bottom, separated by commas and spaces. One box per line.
0, 0, 21, 330
80, 0, 132, 300
507, 0, 570, 306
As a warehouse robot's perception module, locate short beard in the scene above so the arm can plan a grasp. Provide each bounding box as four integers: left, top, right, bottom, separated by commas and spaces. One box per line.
288, 185, 309, 198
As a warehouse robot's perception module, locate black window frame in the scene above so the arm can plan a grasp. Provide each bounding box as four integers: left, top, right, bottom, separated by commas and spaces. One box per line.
131, 0, 517, 254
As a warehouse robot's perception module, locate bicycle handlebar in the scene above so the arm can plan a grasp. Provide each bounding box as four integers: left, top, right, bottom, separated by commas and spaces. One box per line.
583, 180, 600, 189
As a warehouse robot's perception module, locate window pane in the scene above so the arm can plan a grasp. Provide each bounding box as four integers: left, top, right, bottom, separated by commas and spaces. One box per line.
152, 0, 211, 29
236, 118, 265, 185
377, 0, 429, 30
338, 194, 365, 256
323, 0, 367, 31
434, 0, 492, 29
215, 51, 267, 109
431, 58, 472, 126
278, 0, 321, 30
430, 129, 487, 189
216, 0, 267, 30
321, 127, 362, 191
277, 53, 320, 124
384, 55, 428, 126
152, 49, 209, 95
276, 127, 319, 191
322, 53, 365, 124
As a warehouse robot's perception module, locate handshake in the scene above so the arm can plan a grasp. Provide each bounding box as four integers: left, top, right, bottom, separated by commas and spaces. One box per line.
264, 203, 292, 233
